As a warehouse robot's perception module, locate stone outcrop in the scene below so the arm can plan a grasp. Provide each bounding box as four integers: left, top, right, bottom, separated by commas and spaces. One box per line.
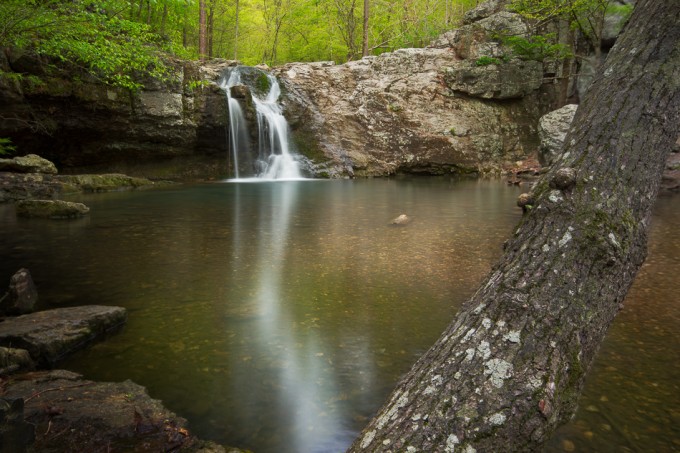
0, 52, 234, 180
277, 5, 555, 177
0, 306, 127, 366
2, 370, 242, 452
0, 154, 57, 174
15, 199, 89, 219
538, 104, 578, 166
0, 170, 161, 203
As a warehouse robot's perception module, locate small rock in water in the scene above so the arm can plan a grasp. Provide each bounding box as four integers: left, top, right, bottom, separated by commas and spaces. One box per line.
390, 214, 411, 226
562, 439, 576, 451
3, 268, 38, 315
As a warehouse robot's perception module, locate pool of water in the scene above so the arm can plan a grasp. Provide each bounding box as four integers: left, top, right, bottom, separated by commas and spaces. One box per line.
0, 178, 677, 452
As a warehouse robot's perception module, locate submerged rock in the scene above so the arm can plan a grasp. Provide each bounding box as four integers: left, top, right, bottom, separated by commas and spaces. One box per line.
390, 214, 412, 226
15, 199, 89, 219
0, 306, 127, 366
0, 154, 58, 175
2, 370, 245, 452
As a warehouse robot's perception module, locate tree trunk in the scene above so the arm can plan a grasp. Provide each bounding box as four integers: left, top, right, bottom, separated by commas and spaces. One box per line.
198, 0, 208, 60
362, 0, 369, 56
233, 0, 240, 60
349, 1, 680, 451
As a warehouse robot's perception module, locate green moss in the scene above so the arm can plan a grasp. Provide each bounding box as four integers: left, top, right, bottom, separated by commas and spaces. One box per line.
255, 73, 271, 96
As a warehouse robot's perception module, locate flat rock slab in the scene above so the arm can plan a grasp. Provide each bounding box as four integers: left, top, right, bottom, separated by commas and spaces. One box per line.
0, 306, 127, 366
15, 199, 89, 219
2, 370, 240, 452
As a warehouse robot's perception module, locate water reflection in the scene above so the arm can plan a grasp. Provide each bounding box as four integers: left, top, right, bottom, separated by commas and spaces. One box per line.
0, 179, 536, 452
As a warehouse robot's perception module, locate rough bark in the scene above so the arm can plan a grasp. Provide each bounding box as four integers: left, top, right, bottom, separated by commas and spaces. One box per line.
362, 0, 369, 56
349, 1, 680, 451
198, 0, 208, 60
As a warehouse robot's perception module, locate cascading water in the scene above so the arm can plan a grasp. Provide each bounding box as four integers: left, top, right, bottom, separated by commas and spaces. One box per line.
219, 67, 304, 180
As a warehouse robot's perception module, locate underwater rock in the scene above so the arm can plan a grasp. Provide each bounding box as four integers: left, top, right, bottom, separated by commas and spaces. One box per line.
390, 214, 412, 226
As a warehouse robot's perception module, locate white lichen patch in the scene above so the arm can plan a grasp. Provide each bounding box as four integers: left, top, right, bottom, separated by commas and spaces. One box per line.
550, 341, 556, 348
382, 439, 392, 446
527, 375, 542, 389
608, 232, 620, 248
503, 330, 521, 343
477, 341, 491, 359
482, 318, 492, 329
463, 328, 476, 342
497, 320, 506, 328
407, 447, 417, 452
542, 244, 550, 252
548, 190, 563, 203
465, 348, 475, 361
488, 412, 507, 426
484, 359, 513, 388
445, 434, 459, 453
412, 413, 422, 421
432, 375, 444, 386
360, 430, 376, 449
423, 385, 437, 395
473, 304, 486, 315
376, 391, 410, 429
463, 446, 477, 453
558, 230, 572, 248
454, 372, 462, 380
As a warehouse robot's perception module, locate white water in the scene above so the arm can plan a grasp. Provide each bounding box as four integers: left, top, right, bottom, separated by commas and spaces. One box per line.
220, 68, 304, 181
219, 71, 250, 180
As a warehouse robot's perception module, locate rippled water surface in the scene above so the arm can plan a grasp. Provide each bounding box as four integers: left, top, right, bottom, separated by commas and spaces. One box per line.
1, 179, 677, 452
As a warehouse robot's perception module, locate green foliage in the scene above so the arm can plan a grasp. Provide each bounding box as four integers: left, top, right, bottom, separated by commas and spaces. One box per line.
0, 137, 16, 155
186, 79, 210, 92
0, 0, 169, 91
501, 34, 571, 61
475, 55, 503, 66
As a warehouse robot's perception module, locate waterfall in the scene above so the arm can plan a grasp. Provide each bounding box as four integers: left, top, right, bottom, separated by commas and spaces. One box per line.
219, 67, 304, 180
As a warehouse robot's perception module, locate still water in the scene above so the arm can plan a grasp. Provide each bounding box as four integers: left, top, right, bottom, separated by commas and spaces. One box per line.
0, 178, 677, 452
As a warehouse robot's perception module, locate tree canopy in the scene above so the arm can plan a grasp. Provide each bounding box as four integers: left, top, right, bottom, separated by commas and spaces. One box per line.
0, 0, 481, 90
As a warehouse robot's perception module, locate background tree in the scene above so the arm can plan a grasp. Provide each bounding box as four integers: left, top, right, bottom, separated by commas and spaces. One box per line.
349, 0, 680, 450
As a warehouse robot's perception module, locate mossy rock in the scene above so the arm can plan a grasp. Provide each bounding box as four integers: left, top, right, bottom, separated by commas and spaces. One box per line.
58, 174, 154, 192
15, 200, 89, 219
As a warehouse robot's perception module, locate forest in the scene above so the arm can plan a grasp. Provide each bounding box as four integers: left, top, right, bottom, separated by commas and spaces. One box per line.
0, 0, 482, 90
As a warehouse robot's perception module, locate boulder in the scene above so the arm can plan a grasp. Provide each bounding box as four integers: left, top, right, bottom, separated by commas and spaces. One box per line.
0, 347, 34, 375
538, 104, 578, 166
2, 370, 244, 452
15, 199, 89, 219
445, 59, 544, 99
0, 306, 127, 365
0, 154, 57, 174
3, 268, 38, 315
57, 173, 155, 192
463, 0, 510, 24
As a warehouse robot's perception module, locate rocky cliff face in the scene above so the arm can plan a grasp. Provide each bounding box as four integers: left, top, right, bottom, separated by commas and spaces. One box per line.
277, 5, 556, 178
0, 51, 233, 180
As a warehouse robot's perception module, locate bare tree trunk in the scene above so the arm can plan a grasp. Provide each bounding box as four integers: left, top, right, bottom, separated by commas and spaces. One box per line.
233, 0, 240, 60
362, 0, 369, 56
350, 0, 680, 451
198, 0, 208, 60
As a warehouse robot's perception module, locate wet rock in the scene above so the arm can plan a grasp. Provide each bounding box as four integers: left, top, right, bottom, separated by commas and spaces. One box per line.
0, 154, 57, 175
0, 306, 127, 366
57, 173, 155, 192
538, 104, 578, 166
0, 347, 34, 375
390, 214, 412, 226
15, 199, 89, 219
2, 370, 247, 452
0, 397, 35, 452
3, 268, 38, 315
